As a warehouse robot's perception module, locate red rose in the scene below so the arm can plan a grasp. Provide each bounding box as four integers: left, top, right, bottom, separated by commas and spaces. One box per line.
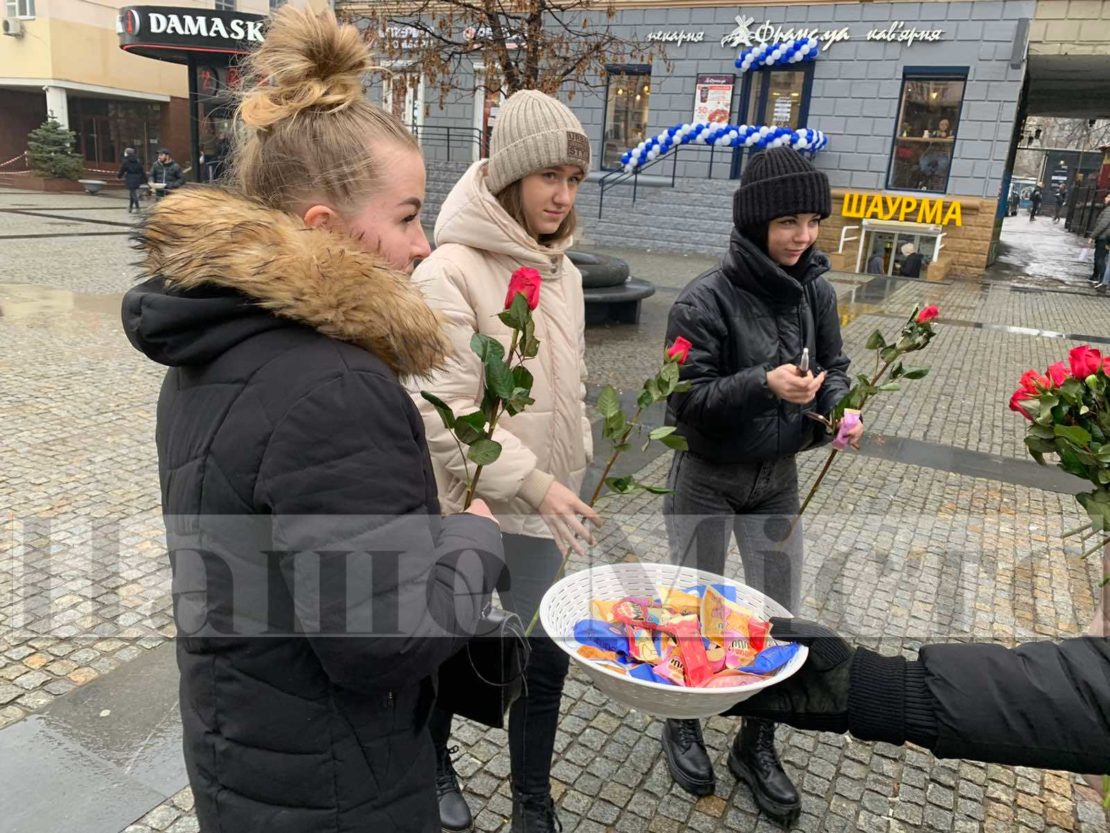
916, 305, 939, 325
1018, 369, 1049, 395
1045, 362, 1070, 387
1068, 345, 1102, 379
667, 336, 693, 364
505, 267, 542, 311
1009, 389, 1035, 421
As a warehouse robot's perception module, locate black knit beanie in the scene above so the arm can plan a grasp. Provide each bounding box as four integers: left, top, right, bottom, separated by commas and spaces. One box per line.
733, 147, 831, 231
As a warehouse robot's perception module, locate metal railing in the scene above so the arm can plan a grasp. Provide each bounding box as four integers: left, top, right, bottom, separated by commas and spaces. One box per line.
595, 143, 747, 219
409, 124, 485, 163
1066, 183, 1109, 237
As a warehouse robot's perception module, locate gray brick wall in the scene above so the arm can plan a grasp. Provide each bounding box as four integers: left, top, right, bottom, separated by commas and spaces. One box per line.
400, 0, 1035, 255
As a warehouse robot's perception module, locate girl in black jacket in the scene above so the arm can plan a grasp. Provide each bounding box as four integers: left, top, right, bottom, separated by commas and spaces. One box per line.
121, 9, 504, 833
661, 147, 859, 826
116, 148, 145, 213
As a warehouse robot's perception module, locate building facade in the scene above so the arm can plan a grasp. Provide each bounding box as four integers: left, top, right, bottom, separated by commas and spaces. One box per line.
353, 0, 1035, 279
0, 0, 273, 176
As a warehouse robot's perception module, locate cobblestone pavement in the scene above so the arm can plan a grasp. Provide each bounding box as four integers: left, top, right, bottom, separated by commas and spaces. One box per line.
2, 188, 1107, 832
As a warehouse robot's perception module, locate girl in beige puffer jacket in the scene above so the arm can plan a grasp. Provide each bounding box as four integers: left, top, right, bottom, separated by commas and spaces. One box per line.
408, 89, 596, 833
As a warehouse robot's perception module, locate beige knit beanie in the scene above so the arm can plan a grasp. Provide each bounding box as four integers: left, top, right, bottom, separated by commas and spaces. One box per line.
485, 90, 592, 196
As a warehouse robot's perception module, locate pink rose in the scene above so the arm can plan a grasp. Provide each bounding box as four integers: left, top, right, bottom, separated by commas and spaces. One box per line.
916, 305, 939, 324
1045, 362, 1070, 387
505, 267, 542, 311
667, 336, 693, 364
1069, 345, 1102, 379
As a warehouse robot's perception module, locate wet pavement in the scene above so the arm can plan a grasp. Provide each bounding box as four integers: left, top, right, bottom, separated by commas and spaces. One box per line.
2, 187, 1108, 833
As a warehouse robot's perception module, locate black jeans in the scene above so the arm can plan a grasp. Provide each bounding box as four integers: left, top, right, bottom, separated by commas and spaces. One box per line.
430, 533, 568, 797
662, 451, 803, 613
128, 188, 141, 211
1095, 238, 1108, 283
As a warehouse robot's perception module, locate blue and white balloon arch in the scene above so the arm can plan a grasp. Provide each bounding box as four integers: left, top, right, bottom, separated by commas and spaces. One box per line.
735, 37, 820, 74
620, 122, 828, 173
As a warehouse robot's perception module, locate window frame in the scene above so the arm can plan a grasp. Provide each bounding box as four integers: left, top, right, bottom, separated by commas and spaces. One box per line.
600, 63, 652, 171
730, 63, 815, 179
885, 67, 969, 195
214, 0, 236, 12
6, 0, 35, 20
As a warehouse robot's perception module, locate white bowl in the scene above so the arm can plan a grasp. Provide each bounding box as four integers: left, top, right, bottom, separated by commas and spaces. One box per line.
540, 562, 807, 719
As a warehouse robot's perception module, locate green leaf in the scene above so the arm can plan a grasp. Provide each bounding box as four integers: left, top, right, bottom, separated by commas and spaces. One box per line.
420, 391, 455, 429
636, 389, 654, 410
661, 433, 688, 451
467, 438, 502, 466
604, 475, 636, 494
901, 367, 929, 380
1025, 436, 1056, 456
504, 389, 535, 416
1097, 448, 1110, 464
512, 365, 534, 392
521, 318, 539, 359
484, 358, 515, 401
1029, 424, 1056, 440
470, 333, 505, 365
673, 381, 692, 394
890, 362, 904, 380
659, 360, 680, 392
498, 293, 531, 331
641, 483, 673, 495
649, 426, 678, 441
877, 382, 901, 392
1055, 424, 1092, 447
603, 410, 627, 442
880, 345, 901, 364
596, 385, 621, 419
453, 411, 487, 445
865, 329, 887, 351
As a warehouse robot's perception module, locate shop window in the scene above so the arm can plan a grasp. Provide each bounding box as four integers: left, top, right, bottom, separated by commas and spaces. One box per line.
214, 0, 235, 11
5, 0, 35, 19
602, 65, 651, 170
888, 71, 967, 193
268, 0, 285, 9
741, 65, 813, 130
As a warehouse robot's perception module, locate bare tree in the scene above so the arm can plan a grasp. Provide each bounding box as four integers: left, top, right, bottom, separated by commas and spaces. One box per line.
338, 0, 665, 104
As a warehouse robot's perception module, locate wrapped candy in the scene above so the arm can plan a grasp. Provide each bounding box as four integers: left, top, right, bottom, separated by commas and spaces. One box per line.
701, 585, 769, 651
627, 626, 661, 664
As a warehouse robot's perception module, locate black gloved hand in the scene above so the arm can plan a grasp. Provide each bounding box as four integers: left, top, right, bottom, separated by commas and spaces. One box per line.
723, 617, 855, 733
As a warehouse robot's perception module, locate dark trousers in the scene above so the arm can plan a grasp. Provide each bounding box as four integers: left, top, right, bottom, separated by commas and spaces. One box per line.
662, 451, 803, 614
1095, 239, 1108, 283
127, 188, 141, 211
430, 533, 568, 797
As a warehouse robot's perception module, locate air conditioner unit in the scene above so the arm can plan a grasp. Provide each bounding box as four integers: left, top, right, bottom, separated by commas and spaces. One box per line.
3, 17, 24, 37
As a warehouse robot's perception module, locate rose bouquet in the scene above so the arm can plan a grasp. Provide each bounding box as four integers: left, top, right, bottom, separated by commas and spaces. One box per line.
1010, 345, 1110, 580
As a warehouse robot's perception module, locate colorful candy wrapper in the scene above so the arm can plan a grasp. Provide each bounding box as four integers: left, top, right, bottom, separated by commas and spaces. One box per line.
705, 641, 726, 674
630, 663, 671, 685
590, 599, 620, 622
700, 585, 769, 650
656, 587, 702, 615
577, 645, 620, 663
652, 642, 687, 686
723, 632, 757, 669
739, 643, 801, 675
667, 615, 713, 686
832, 408, 862, 451
627, 626, 660, 664
574, 619, 627, 658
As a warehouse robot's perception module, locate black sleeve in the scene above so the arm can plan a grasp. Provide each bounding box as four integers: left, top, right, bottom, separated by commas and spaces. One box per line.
811, 278, 852, 420
257, 370, 505, 695
666, 299, 777, 432
849, 638, 1110, 773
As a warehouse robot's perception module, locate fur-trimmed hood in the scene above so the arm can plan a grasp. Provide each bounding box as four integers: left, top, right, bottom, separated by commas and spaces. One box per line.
124, 187, 448, 377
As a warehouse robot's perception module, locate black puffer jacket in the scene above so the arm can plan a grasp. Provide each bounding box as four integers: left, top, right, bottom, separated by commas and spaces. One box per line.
665, 231, 851, 463
122, 188, 504, 833
117, 155, 145, 189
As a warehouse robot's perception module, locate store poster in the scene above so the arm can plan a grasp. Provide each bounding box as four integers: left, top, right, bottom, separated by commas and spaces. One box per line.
693, 74, 735, 124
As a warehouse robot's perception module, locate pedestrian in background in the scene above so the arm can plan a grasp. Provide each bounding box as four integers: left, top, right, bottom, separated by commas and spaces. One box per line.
1089, 192, 1110, 287
899, 242, 925, 278
866, 250, 884, 275
116, 147, 145, 213
409, 89, 597, 833
1029, 182, 1043, 221
660, 146, 859, 827
150, 148, 184, 198
1053, 183, 1069, 223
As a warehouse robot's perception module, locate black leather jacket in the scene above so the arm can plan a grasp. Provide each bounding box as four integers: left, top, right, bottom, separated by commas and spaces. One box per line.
665, 230, 851, 464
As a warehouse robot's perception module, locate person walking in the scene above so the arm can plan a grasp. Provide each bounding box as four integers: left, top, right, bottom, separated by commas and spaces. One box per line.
120, 8, 505, 832
660, 147, 859, 827
1089, 192, 1110, 287
1053, 183, 1069, 223
408, 89, 597, 833
1029, 182, 1043, 221
150, 148, 184, 198
866, 250, 885, 275
898, 242, 925, 278
116, 147, 145, 213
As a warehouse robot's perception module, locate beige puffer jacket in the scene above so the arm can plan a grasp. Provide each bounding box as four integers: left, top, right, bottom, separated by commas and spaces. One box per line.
408, 161, 592, 538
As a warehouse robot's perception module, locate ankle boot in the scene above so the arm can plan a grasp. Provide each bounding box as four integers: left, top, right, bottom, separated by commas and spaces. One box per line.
661, 718, 715, 796
511, 790, 561, 833
435, 744, 472, 831
728, 718, 800, 828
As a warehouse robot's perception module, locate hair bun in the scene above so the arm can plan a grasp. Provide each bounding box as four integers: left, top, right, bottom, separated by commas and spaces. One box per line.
239, 6, 370, 131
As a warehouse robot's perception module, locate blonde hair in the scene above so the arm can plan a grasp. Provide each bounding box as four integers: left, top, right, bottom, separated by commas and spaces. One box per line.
231, 6, 417, 215
495, 180, 578, 246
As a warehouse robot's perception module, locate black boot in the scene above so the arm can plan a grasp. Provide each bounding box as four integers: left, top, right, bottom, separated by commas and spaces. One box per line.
661, 719, 715, 796
511, 791, 561, 833
728, 719, 800, 828
435, 744, 472, 831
